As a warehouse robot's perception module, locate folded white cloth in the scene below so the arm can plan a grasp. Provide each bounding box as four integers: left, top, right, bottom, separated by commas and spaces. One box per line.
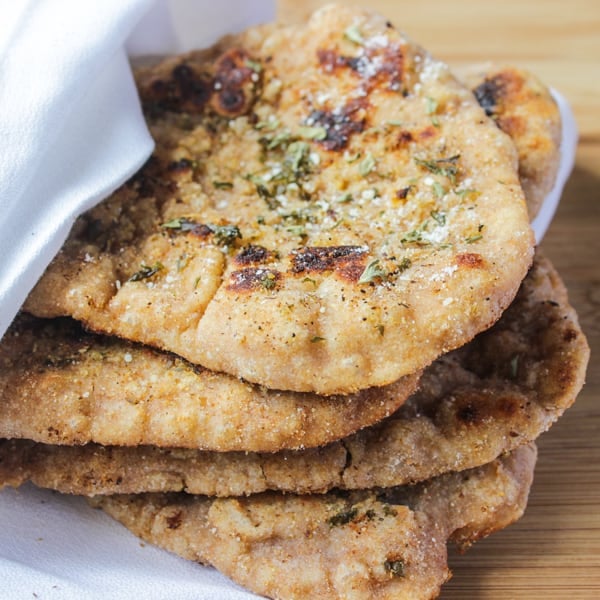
0, 1, 576, 598
0, 484, 258, 600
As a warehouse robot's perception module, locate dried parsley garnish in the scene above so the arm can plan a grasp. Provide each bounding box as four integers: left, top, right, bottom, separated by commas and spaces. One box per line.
465, 234, 483, 244
244, 58, 262, 73
212, 181, 233, 190
328, 507, 358, 527
162, 218, 241, 246
298, 125, 328, 141
432, 181, 446, 199
425, 96, 440, 127
358, 152, 376, 176
343, 24, 364, 45
260, 271, 278, 290
161, 217, 199, 232
430, 210, 446, 226
465, 224, 484, 244
358, 259, 387, 284
211, 224, 242, 246
129, 262, 163, 282
397, 257, 412, 273
414, 155, 461, 183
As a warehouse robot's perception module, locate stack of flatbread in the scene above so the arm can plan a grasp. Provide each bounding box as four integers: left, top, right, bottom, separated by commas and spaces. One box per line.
0, 5, 590, 598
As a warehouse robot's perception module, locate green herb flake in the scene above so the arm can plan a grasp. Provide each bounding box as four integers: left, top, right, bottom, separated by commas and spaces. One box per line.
176, 253, 189, 272
432, 181, 446, 199
414, 155, 460, 183
337, 192, 354, 203
244, 58, 262, 73
212, 181, 233, 190
425, 97, 438, 115
401, 221, 430, 246
211, 224, 242, 246
384, 559, 406, 578
358, 152, 377, 177
358, 259, 387, 284
160, 217, 202, 233
382, 505, 398, 517
286, 141, 311, 173
344, 151, 362, 163
286, 225, 307, 238
260, 272, 277, 290
376, 324, 385, 336
328, 507, 358, 527
129, 262, 164, 282
425, 97, 440, 127
161, 218, 183, 229
311, 336, 326, 343
430, 210, 446, 226
298, 126, 328, 141
302, 276, 318, 288
265, 131, 292, 150
255, 117, 280, 131
397, 257, 412, 273
343, 24, 364, 45
465, 234, 483, 244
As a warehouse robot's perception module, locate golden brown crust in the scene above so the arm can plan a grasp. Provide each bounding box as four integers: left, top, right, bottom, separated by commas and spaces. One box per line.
1, 254, 587, 496
0, 315, 416, 452
23, 5, 533, 394
90, 445, 536, 600
459, 64, 562, 219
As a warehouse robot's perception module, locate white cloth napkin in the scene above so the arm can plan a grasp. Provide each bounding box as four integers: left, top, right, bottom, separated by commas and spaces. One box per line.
0, 1, 577, 598
0, 484, 258, 600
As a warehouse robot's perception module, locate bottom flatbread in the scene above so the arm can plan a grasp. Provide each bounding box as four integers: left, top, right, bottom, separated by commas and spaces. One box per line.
0, 254, 587, 498
91, 444, 536, 600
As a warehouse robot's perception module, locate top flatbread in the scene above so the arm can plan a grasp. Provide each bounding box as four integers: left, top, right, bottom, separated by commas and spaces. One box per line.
23, 5, 533, 394
459, 64, 562, 219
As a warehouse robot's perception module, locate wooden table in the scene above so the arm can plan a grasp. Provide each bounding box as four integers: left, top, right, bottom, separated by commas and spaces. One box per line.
277, 2, 600, 597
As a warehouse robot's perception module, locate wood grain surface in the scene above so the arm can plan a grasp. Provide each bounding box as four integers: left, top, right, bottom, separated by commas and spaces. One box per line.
276, 2, 600, 597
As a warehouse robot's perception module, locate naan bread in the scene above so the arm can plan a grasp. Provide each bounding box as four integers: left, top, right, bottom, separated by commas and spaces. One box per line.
0, 316, 416, 452
24, 5, 533, 394
90, 445, 536, 600
459, 64, 562, 219
1, 254, 587, 496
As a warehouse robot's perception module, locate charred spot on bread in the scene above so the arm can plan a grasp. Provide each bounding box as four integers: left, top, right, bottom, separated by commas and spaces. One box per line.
290, 246, 368, 276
